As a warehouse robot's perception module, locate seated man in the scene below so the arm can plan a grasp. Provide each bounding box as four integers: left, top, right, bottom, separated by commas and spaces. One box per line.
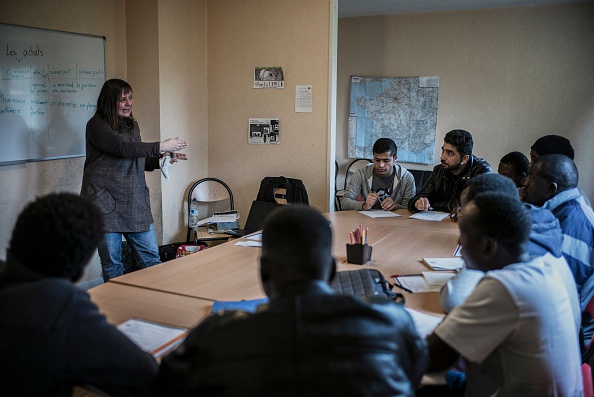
341, 137, 415, 211
497, 151, 528, 188
409, 129, 491, 213
525, 134, 591, 206
440, 174, 580, 335
529, 134, 574, 164
155, 205, 427, 396
427, 193, 582, 396
0, 193, 157, 396
524, 153, 594, 310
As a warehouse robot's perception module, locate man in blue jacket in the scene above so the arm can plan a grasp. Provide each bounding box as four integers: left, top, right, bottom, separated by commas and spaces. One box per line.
524, 153, 594, 310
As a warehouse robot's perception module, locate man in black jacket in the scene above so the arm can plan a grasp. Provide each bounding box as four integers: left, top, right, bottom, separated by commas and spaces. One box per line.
409, 129, 491, 213
154, 205, 427, 397
0, 193, 157, 396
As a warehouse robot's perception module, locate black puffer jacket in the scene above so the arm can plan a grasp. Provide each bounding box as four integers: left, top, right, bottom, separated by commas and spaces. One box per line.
154, 281, 428, 397
408, 155, 492, 213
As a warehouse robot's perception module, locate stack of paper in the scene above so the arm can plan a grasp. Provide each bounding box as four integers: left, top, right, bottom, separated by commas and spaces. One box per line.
422, 257, 465, 271
394, 272, 456, 293
196, 211, 239, 227
117, 318, 188, 358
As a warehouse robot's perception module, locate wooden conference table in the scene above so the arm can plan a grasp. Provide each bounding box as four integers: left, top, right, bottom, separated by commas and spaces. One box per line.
89, 209, 460, 329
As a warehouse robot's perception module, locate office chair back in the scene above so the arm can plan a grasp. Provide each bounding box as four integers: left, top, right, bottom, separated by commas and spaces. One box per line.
335, 158, 372, 210
583, 363, 593, 397
409, 169, 433, 192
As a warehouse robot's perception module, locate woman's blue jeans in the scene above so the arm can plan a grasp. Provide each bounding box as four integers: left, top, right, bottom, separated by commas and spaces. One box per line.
98, 224, 161, 281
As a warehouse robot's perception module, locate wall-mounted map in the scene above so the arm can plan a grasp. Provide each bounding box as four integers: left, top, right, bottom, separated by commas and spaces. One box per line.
348, 76, 439, 165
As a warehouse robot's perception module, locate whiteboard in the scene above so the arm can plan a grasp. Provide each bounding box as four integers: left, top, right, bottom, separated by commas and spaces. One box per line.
0, 24, 105, 164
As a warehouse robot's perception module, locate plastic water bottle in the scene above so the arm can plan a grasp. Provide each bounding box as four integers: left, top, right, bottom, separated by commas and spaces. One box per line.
189, 198, 199, 228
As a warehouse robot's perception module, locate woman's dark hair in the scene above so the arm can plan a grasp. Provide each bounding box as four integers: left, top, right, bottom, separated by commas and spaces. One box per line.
95, 79, 134, 131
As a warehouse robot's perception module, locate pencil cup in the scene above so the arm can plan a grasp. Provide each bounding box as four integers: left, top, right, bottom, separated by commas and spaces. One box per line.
346, 244, 372, 265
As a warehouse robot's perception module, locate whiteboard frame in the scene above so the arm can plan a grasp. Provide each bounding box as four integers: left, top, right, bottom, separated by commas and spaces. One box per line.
0, 23, 106, 165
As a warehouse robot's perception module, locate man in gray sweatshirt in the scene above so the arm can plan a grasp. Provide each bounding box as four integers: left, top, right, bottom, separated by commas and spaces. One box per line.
341, 138, 415, 211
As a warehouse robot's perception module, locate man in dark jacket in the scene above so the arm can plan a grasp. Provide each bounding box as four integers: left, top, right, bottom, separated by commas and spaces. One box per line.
0, 193, 158, 396
154, 205, 427, 397
409, 129, 491, 213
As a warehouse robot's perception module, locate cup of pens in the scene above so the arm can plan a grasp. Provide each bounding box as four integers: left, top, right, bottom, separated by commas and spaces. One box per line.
346, 225, 372, 265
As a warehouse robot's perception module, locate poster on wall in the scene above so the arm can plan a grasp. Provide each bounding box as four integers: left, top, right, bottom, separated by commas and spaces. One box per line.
248, 118, 279, 145
253, 67, 284, 89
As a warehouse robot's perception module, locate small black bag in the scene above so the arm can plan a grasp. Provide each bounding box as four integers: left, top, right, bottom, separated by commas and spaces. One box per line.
330, 268, 405, 304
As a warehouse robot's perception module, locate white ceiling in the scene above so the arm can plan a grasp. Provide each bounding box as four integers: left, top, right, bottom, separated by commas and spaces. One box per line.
338, 0, 585, 18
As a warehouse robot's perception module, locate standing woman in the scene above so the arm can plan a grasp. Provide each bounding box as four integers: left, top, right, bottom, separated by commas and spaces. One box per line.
81, 79, 187, 281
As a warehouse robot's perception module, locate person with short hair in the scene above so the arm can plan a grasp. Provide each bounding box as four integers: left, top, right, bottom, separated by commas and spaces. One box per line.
530, 134, 574, 163
341, 138, 415, 211
524, 134, 591, 207
524, 154, 594, 309
427, 192, 583, 396
154, 205, 427, 396
498, 151, 528, 188
409, 129, 491, 213
0, 193, 158, 396
439, 174, 580, 334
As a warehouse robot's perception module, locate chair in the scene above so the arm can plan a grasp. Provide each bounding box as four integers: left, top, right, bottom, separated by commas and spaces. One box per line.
583, 363, 593, 397
335, 158, 372, 211
581, 293, 594, 363
409, 169, 433, 192
186, 178, 234, 243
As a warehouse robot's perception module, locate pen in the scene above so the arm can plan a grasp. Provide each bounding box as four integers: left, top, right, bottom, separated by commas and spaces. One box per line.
392, 280, 413, 294
390, 274, 422, 278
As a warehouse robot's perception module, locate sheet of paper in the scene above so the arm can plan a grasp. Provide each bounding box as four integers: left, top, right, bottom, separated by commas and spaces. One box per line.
422, 257, 465, 271
404, 307, 442, 337
234, 240, 262, 247
409, 211, 450, 221
295, 85, 312, 112
422, 271, 456, 286
244, 231, 262, 241
357, 210, 401, 218
117, 318, 187, 358
395, 275, 440, 293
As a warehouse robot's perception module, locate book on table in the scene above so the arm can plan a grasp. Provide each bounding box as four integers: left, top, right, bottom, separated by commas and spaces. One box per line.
117, 318, 188, 358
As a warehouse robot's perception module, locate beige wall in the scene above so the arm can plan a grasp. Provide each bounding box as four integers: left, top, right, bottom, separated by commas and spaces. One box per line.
157, 0, 209, 244
207, 0, 332, 220
0, 0, 128, 282
337, 3, 594, 201
0, 0, 330, 285
126, 0, 163, 242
